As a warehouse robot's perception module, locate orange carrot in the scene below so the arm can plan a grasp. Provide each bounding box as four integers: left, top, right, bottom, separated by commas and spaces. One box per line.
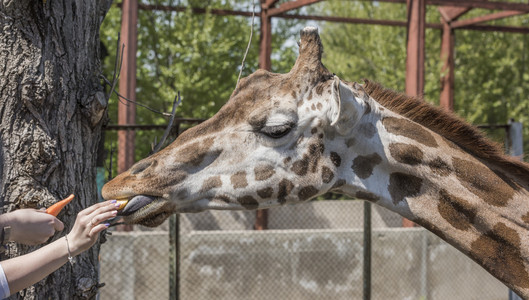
46, 194, 75, 216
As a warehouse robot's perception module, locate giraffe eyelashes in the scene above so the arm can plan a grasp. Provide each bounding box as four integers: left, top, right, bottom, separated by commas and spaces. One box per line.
260, 122, 295, 139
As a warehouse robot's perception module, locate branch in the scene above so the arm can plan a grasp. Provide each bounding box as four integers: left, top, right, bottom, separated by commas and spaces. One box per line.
106, 33, 124, 105
151, 92, 182, 154
236, 0, 256, 89
100, 76, 173, 117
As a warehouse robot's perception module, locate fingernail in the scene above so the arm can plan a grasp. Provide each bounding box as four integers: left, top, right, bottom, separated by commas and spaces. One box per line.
110, 200, 117, 203
104, 223, 110, 227
115, 203, 122, 208
111, 210, 118, 216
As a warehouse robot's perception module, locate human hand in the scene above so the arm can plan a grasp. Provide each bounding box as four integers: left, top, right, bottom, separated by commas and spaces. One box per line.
66, 200, 118, 256
1, 209, 65, 245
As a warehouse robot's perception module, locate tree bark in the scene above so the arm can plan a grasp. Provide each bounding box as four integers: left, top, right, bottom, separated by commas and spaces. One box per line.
0, 0, 111, 298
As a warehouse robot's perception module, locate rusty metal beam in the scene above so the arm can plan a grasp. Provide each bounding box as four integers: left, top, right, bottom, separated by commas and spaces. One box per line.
268, 0, 324, 16
264, 0, 281, 8
440, 20, 455, 111
127, 3, 255, 17
118, 0, 138, 175
129, 3, 529, 34
438, 6, 472, 22
406, 0, 426, 97
451, 10, 526, 28
259, 1, 272, 70
274, 13, 529, 33
425, 0, 529, 12
366, 0, 529, 12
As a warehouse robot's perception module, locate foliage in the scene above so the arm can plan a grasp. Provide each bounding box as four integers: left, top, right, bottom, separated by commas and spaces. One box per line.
312, 1, 529, 158
100, 0, 300, 174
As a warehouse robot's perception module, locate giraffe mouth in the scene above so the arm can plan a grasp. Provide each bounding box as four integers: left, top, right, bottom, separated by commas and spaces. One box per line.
117, 195, 155, 216
116, 195, 175, 227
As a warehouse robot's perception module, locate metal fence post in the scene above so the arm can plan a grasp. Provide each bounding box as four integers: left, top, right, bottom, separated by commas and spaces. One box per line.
363, 200, 372, 300
507, 120, 523, 158
169, 214, 180, 300
507, 120, 523, 300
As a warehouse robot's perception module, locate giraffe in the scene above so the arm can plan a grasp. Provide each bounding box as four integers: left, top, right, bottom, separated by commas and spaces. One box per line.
102, 27, 529, 297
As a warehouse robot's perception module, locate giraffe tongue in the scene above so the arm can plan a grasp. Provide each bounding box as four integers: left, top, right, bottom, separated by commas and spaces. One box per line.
118, 195, 155, 216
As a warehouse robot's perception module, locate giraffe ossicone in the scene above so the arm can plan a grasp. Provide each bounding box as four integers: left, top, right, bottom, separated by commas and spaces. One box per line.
102, 27, 529, 297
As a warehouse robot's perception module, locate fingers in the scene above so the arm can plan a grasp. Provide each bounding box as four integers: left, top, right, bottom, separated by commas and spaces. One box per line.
89, 223, 110, 237
53, 218, 65, 231
89, 210, 117, 227
80, 200, 117, 216
86, 201, 118, 220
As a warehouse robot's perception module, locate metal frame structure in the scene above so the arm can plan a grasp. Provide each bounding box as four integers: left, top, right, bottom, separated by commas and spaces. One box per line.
115, 0, 528, 229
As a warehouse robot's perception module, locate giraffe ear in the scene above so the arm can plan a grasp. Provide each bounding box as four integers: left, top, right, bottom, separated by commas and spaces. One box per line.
330, 76, 362, 136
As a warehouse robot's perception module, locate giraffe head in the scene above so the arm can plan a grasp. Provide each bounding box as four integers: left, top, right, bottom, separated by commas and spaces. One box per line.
102, 27, 368, 226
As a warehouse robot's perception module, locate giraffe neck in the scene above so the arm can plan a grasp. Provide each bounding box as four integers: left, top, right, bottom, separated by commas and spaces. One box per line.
332, 91, 529, 297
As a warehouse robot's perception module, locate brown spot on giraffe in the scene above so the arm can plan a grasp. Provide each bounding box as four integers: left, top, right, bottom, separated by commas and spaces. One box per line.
177, 137, 217, 166
311, 103, 316, 111
444, 137, 462, 151
278, 179, 294, 204
315, 84, 324, 95
345, 138, 356, 148
352, 153, 382, 179
382, 117, 438, 148
364, 102, 372, 115
292, 157, 309, 176
230, 171, 248, 189
388, 172, 423, 205
331, 179, 346, 189
316, 103, 322, 111
297, 99, 304, 107
358, 123, 377, 139
470, 223, 529, 289
151, 170, 188, 191
307, 90, 313, 100
308, 142, 325, 173
330, 152, 341, 167
311, 127, 318, 135
292, 142, 325, 175
283, 157, 292, 165
254, 164, 275, 181
522, 211, 529, 225
428, 157, 452, 176
291, 90, 297, 99
257, 187, 274, 199
321, 166, 334, 183
389, 143, 424, 166
437, 189, 476, 231
238, 195, 259, 210
355, 191, 379, 201
415, 217, 447, 241
452, 157, 514, 207
200, 176, 222, 192
299, 185, 318, 201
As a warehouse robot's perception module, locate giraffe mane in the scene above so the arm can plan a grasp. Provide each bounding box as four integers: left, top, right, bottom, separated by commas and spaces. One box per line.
362, 79, 529, 186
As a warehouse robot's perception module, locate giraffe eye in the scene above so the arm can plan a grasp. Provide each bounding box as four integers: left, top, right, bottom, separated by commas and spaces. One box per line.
260, 123, 294, 139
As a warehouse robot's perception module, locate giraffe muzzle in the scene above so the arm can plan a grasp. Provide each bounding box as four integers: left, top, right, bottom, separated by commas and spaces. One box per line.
117, 195, 155, 216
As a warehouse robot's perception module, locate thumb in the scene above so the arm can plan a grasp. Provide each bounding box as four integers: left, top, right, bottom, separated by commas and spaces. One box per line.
53, 218, 65, 231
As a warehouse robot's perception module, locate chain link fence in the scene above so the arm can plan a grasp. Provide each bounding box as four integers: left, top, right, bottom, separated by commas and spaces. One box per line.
99, 200, 507, 300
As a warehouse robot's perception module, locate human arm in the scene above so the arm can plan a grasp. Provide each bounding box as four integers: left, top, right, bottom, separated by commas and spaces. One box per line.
0, 200, 119, 296
0, 209, 64, 245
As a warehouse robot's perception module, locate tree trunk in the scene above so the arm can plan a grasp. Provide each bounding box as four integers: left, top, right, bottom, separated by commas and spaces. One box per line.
0, 0, 111, 298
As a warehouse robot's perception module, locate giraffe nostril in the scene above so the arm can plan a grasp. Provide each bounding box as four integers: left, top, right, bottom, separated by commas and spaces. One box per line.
130, 160, 155, 175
